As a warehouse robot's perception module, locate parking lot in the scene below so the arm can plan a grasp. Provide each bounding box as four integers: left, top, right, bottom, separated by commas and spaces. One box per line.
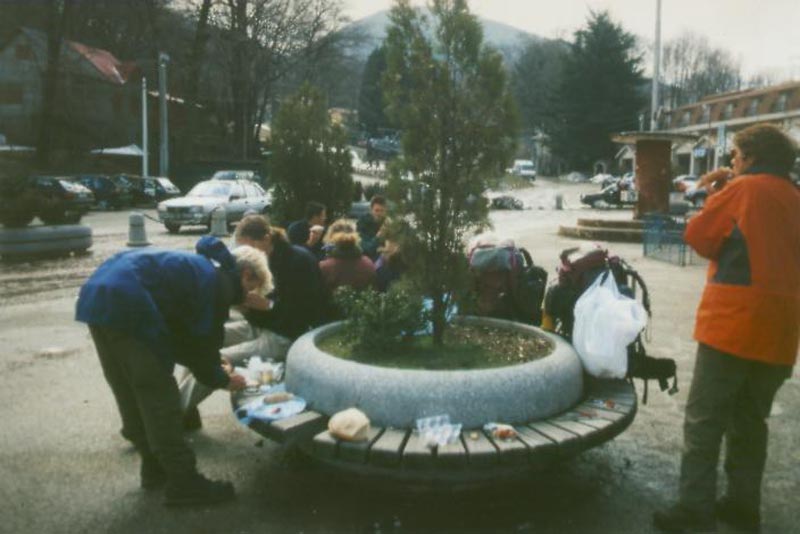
1, 177, 798, 534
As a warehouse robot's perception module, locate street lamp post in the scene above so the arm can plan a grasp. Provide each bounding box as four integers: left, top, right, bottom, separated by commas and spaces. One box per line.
650, 0, 662, 131
141, 76, 148, 177
158, 52, 170, 177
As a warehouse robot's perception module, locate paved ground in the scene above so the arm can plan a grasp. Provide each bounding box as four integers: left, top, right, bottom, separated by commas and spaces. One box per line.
1, 177, 798, 534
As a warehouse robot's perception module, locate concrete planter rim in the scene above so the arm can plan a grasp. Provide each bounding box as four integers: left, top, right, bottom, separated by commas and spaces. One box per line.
285, 315, 585, 428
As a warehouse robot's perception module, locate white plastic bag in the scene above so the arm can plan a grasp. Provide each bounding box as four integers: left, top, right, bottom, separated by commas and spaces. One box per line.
572, 272, 648, 378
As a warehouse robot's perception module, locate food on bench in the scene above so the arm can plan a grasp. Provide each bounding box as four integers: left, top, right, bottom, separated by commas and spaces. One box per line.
263, 392, 294, 404
483, 422, 517, 440
328, 407, 370, 442
469, 432, 480, 440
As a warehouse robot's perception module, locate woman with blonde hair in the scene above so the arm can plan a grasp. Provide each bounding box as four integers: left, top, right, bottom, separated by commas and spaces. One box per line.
319, 218, 377, 292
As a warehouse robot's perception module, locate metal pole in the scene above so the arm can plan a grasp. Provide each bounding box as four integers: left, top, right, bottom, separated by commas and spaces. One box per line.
650, 0, 662, 131
141, 76, 148, 177
158, 52, 170, 177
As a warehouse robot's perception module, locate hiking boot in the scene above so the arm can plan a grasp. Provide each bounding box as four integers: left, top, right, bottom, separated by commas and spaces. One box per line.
164, 473, 235, 507
140, 456, 167, 490
716, 497, 760, 533
653, 504, 717, 533
182, 407, 202, 432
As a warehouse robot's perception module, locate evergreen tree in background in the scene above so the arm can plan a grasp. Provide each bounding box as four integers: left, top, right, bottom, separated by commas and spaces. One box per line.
357, 46, 391, 135
512, 39, 569, 138
271, 84, 354, 224
550, 11, 643, 171
383, 0, 518, 345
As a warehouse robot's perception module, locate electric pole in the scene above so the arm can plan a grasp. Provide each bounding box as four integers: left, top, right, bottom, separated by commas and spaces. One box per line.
142, 76, 148, 177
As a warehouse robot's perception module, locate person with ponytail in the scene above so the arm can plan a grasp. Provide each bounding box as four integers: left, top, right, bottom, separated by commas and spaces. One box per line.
75, 237, 269, 507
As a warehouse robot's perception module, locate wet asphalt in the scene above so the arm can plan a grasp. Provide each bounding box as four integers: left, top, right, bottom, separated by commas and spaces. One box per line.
1, 178, 798, 534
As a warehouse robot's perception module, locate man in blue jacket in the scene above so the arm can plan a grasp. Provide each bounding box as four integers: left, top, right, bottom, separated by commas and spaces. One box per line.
76, 237, 267, 506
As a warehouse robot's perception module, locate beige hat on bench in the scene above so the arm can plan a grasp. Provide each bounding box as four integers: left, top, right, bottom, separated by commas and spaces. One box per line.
329, 408, 371, 442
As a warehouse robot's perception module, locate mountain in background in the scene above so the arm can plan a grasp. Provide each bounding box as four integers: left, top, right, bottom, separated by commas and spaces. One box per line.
344, 8, 541, 60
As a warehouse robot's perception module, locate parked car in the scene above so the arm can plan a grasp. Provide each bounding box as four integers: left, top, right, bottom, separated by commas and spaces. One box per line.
112, 175, 181, 206
71, 174, 130, 209
509, 159, 537, 180
0, 176, 94, 227
684, 185, 708, 208
580, 178, 638, 208
672, 174, 699, 193
157, 179, 270, 233
211, 170, 265, 186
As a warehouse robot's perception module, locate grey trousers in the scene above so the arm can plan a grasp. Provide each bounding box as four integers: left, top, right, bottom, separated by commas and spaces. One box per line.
177, 319, 291, 412
679, 343, 790, 515
90, 325, 196, 479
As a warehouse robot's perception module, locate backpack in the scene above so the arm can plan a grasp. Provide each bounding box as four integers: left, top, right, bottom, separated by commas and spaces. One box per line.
469, 245, 548, 326
544, 247, 677, 403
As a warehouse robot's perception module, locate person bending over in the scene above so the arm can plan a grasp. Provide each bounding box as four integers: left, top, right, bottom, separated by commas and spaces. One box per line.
76, 237, 269, 506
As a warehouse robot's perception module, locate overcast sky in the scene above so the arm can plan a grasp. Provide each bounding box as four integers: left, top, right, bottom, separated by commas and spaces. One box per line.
345, 0, 800, 79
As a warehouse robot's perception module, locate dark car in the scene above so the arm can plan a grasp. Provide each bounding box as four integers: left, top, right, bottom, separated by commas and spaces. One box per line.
113, 175, 181, 206
581, 178, 638, 208
0, 176, 95, 227
72, 174, 131, 209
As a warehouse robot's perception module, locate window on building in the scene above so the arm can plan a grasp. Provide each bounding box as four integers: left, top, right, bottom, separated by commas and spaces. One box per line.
15, 44, 34, 60
722, 102, 734, 120
772, 93, 788, 113
748, 98, 760, 116
0, 84, 24, 105
680, 111, 691, 127
701, 105, 710, 123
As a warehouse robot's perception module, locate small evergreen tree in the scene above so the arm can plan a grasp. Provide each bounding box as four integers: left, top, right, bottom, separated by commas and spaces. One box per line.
357, 46, 391, 136
550, 11, 644, 170
383, 0, 518, 345
271, 83, 354, 224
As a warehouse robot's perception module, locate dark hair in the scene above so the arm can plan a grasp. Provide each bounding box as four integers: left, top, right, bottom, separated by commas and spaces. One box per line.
305, 201, 326, 220
734, 124, 798, 175
235, 214, 288, 244
370, 194, 387, 207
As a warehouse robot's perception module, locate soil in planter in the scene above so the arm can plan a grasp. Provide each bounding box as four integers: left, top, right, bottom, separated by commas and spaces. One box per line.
318, 323, 553, 370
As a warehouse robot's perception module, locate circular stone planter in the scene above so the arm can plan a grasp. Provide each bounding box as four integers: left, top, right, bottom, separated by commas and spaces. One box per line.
0, 224, 92, 259
285, 316, 584, 429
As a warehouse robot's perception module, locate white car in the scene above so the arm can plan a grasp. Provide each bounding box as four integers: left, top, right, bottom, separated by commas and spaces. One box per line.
510, 159, 536, 179
157, 179, 271, 233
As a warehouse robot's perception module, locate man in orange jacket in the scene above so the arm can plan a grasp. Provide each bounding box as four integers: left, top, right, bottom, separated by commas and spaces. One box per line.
654, 124, 799, 533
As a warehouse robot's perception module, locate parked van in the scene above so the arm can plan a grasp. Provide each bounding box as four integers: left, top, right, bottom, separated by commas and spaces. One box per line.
510, 160, 536, 180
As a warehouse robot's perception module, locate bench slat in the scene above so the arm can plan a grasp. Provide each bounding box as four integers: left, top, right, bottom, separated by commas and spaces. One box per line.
312, 430, 339, 460
339, 427, 384, 464
369, 428, 409, 467
462, 430, 499, 466
484, 430, 528, 464
269, 411, 328, 445
403, 432, 437, 468
437, 435, 468, 467
558, 409, 615, 431
549, 419, 599, 439
528, 421, 580, 445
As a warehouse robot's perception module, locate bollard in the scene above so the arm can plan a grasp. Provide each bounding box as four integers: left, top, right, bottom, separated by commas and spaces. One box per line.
126, 212, 151, 247
209, 207, 229, 237
554, 193, 564, 211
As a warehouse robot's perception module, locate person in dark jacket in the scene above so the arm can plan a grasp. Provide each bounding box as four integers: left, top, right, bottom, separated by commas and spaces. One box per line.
75, 237, 268, 506
287, 201, 327, 260
179, 215, 328, 415
356, 194, 387, 260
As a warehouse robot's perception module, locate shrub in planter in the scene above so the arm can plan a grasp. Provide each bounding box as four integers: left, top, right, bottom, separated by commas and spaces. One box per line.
334, 284, 428, 353
0, 191, 37, 228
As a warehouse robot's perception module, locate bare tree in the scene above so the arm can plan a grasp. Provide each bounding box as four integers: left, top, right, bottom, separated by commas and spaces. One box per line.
661, 32, 741, 108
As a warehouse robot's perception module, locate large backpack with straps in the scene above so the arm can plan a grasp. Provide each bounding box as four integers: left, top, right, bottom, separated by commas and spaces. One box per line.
469, 245, 548, 326
543, 247, 678, 403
